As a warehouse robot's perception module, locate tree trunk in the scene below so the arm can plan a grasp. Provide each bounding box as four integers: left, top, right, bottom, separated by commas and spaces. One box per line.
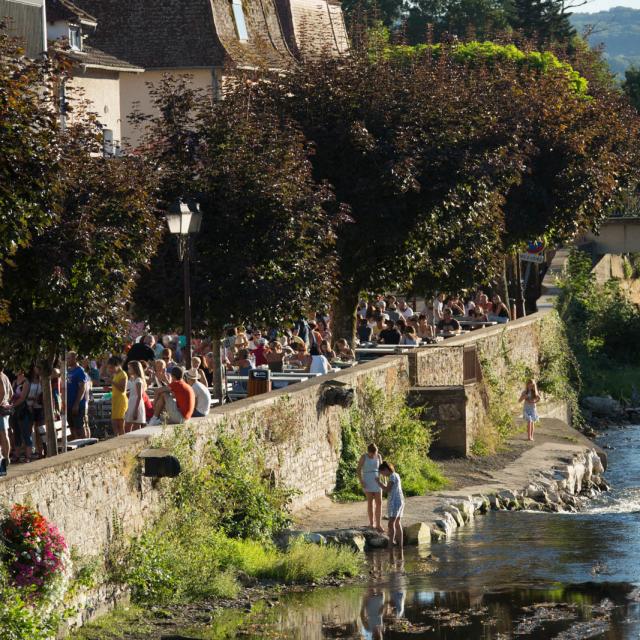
332, 282, 361, 348
211, 335, 225, 404
40, 349, 59, 457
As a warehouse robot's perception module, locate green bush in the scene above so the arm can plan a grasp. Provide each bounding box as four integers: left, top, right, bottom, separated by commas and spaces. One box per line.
333, 381, 446, 501
557, 248, 640, 400
169, 430, 294, 541
109, 428, 361, 606
0, 567, 55, 640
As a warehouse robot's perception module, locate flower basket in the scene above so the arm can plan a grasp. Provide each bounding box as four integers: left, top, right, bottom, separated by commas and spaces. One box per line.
1, 505, 68, 597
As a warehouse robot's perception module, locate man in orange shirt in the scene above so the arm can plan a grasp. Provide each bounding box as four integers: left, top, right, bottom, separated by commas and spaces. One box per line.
149, 366, 195, 425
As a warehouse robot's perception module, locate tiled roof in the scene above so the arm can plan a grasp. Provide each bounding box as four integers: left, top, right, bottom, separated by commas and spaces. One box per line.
46, 0, 97, 25
277, 0, 348, 59
66, 44, 144, 71
73, 0, 293, 70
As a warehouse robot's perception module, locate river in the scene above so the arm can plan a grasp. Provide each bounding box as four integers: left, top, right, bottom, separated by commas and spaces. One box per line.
99, 425, 640, 639
204, 425, 640, 639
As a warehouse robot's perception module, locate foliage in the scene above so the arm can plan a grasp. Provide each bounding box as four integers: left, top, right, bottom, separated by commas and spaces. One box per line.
0, 149, 162, 370
132, 76, 338, 337
473, 314, 581, 455
167, 430, 294, 541
624, 65, 640, 111
557, 248, 640, 400
333, 381, 446, 500
0, 569, 53, 640
0, 506, 70, 639
227, 35, 640, 342
108, 429, 359, 605
0, 26, 63, 304
383, 40, 589, 95
0, 505, 67, 594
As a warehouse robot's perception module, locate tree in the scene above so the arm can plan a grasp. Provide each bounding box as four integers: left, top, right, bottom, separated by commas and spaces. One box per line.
0, 26, 64, 315
406, 0, 511, 44
132, 77, 339, 393
0, 121, 161, 452
624, 66, 640, 111
509, 0, 576, 45
234, 39, 640, 342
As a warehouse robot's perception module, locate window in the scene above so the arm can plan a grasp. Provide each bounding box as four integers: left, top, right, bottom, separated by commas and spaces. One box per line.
231, 0, 248, 41
69, 25, 81, 50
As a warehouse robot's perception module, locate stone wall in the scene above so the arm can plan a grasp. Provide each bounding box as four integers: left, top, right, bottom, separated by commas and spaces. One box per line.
0, 354, 409, 558
408, 310, 550, 388
0, 312, 555, 558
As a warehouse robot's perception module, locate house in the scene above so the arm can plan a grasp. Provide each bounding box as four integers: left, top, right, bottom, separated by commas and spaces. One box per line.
276, 0, 349, 59
72, 0, 347, 147
46, 0, 144, 153
0, 0, 47, 58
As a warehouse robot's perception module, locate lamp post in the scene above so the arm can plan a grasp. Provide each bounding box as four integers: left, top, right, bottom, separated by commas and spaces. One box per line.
166, 199, 202, 370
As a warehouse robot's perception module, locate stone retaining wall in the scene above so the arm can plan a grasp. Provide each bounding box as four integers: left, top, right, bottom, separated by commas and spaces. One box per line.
0, 312, 552, 559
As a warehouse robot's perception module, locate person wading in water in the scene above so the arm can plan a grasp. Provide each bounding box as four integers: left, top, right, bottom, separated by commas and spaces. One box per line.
357, 443, 384, 532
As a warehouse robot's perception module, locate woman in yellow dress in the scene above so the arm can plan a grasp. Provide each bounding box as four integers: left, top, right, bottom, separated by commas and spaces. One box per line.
107, 356, 128, 436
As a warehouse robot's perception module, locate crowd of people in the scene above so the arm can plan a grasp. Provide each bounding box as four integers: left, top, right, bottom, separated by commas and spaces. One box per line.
0, 290, 509, 475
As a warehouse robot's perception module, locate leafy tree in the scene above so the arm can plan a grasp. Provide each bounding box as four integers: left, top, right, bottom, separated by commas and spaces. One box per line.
406, 0, 511, 44
235, 38, 639, 342
0, 115, 161, 452
509, 0, 576, 45
132, 77, 338, 392
623, 66, 640, 111
0, 26, 64, 315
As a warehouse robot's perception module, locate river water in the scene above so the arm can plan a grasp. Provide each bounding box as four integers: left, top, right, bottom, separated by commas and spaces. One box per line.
211, 425, 640, 639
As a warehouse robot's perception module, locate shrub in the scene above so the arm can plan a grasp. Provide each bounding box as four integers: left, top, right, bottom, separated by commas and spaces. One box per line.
264, 538, 360, 584
0, 505, 68, 596
169, 430, 294, 541
333, 381, 445, 501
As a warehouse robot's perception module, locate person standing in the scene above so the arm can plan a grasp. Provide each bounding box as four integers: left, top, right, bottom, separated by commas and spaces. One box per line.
357, 443, 384, 532
12, 370, 32, 463
124, 361, 147, 432
67, 352, 90, 440
107, 356, 128, 436
519, 379, 540, 441
377, 461, 405, 547
0, 364, 13, 475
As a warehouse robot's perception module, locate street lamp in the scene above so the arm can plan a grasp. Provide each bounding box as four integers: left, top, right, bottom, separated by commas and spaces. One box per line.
166, 198, 202, 370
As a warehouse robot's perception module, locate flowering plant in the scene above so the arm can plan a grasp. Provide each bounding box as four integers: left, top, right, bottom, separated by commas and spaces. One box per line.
1, 504, 68, 595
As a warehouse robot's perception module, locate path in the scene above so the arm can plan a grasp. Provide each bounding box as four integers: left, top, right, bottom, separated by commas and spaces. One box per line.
294, 418, 605, 531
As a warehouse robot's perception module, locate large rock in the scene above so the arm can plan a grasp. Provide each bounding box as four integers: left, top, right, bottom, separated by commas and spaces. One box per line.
436, 505, 464, 527
582, 396, 623, 418
430, 526, 447, 542
403, 522, 431, 546
434, 512, 458, 537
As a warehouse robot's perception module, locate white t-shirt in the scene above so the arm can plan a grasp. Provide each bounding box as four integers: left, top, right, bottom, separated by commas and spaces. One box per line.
309, 355, 331, 375
400, 306, 414, 319
192, 380, 211, 416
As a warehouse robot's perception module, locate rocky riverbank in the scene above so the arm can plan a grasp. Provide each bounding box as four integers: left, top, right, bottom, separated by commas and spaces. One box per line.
294, 418, 608, 551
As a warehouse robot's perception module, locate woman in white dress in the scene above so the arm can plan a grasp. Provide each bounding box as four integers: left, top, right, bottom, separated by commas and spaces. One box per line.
357, 443, 384, 532
125, 360, 147, 432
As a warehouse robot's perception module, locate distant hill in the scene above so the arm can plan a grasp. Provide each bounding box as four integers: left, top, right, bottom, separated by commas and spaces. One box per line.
571, 6, 640, 76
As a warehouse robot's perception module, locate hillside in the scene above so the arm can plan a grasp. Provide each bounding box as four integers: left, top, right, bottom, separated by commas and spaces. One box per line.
571, 6, 640, 76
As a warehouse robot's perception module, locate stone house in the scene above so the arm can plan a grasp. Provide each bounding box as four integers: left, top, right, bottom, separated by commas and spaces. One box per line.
72, 0, 349, 147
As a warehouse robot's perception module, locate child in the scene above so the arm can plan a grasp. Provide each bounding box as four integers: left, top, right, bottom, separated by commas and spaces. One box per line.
519, 379, 540, 442
377, 461, 405, 546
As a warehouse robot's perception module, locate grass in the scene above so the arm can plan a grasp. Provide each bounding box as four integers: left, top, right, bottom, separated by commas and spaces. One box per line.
113, 520, 362, 606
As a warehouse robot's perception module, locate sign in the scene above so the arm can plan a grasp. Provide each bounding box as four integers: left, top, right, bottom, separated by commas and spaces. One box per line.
249, 368, 271, 380
526, 240, 545, 255
519, 252, 545, 264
